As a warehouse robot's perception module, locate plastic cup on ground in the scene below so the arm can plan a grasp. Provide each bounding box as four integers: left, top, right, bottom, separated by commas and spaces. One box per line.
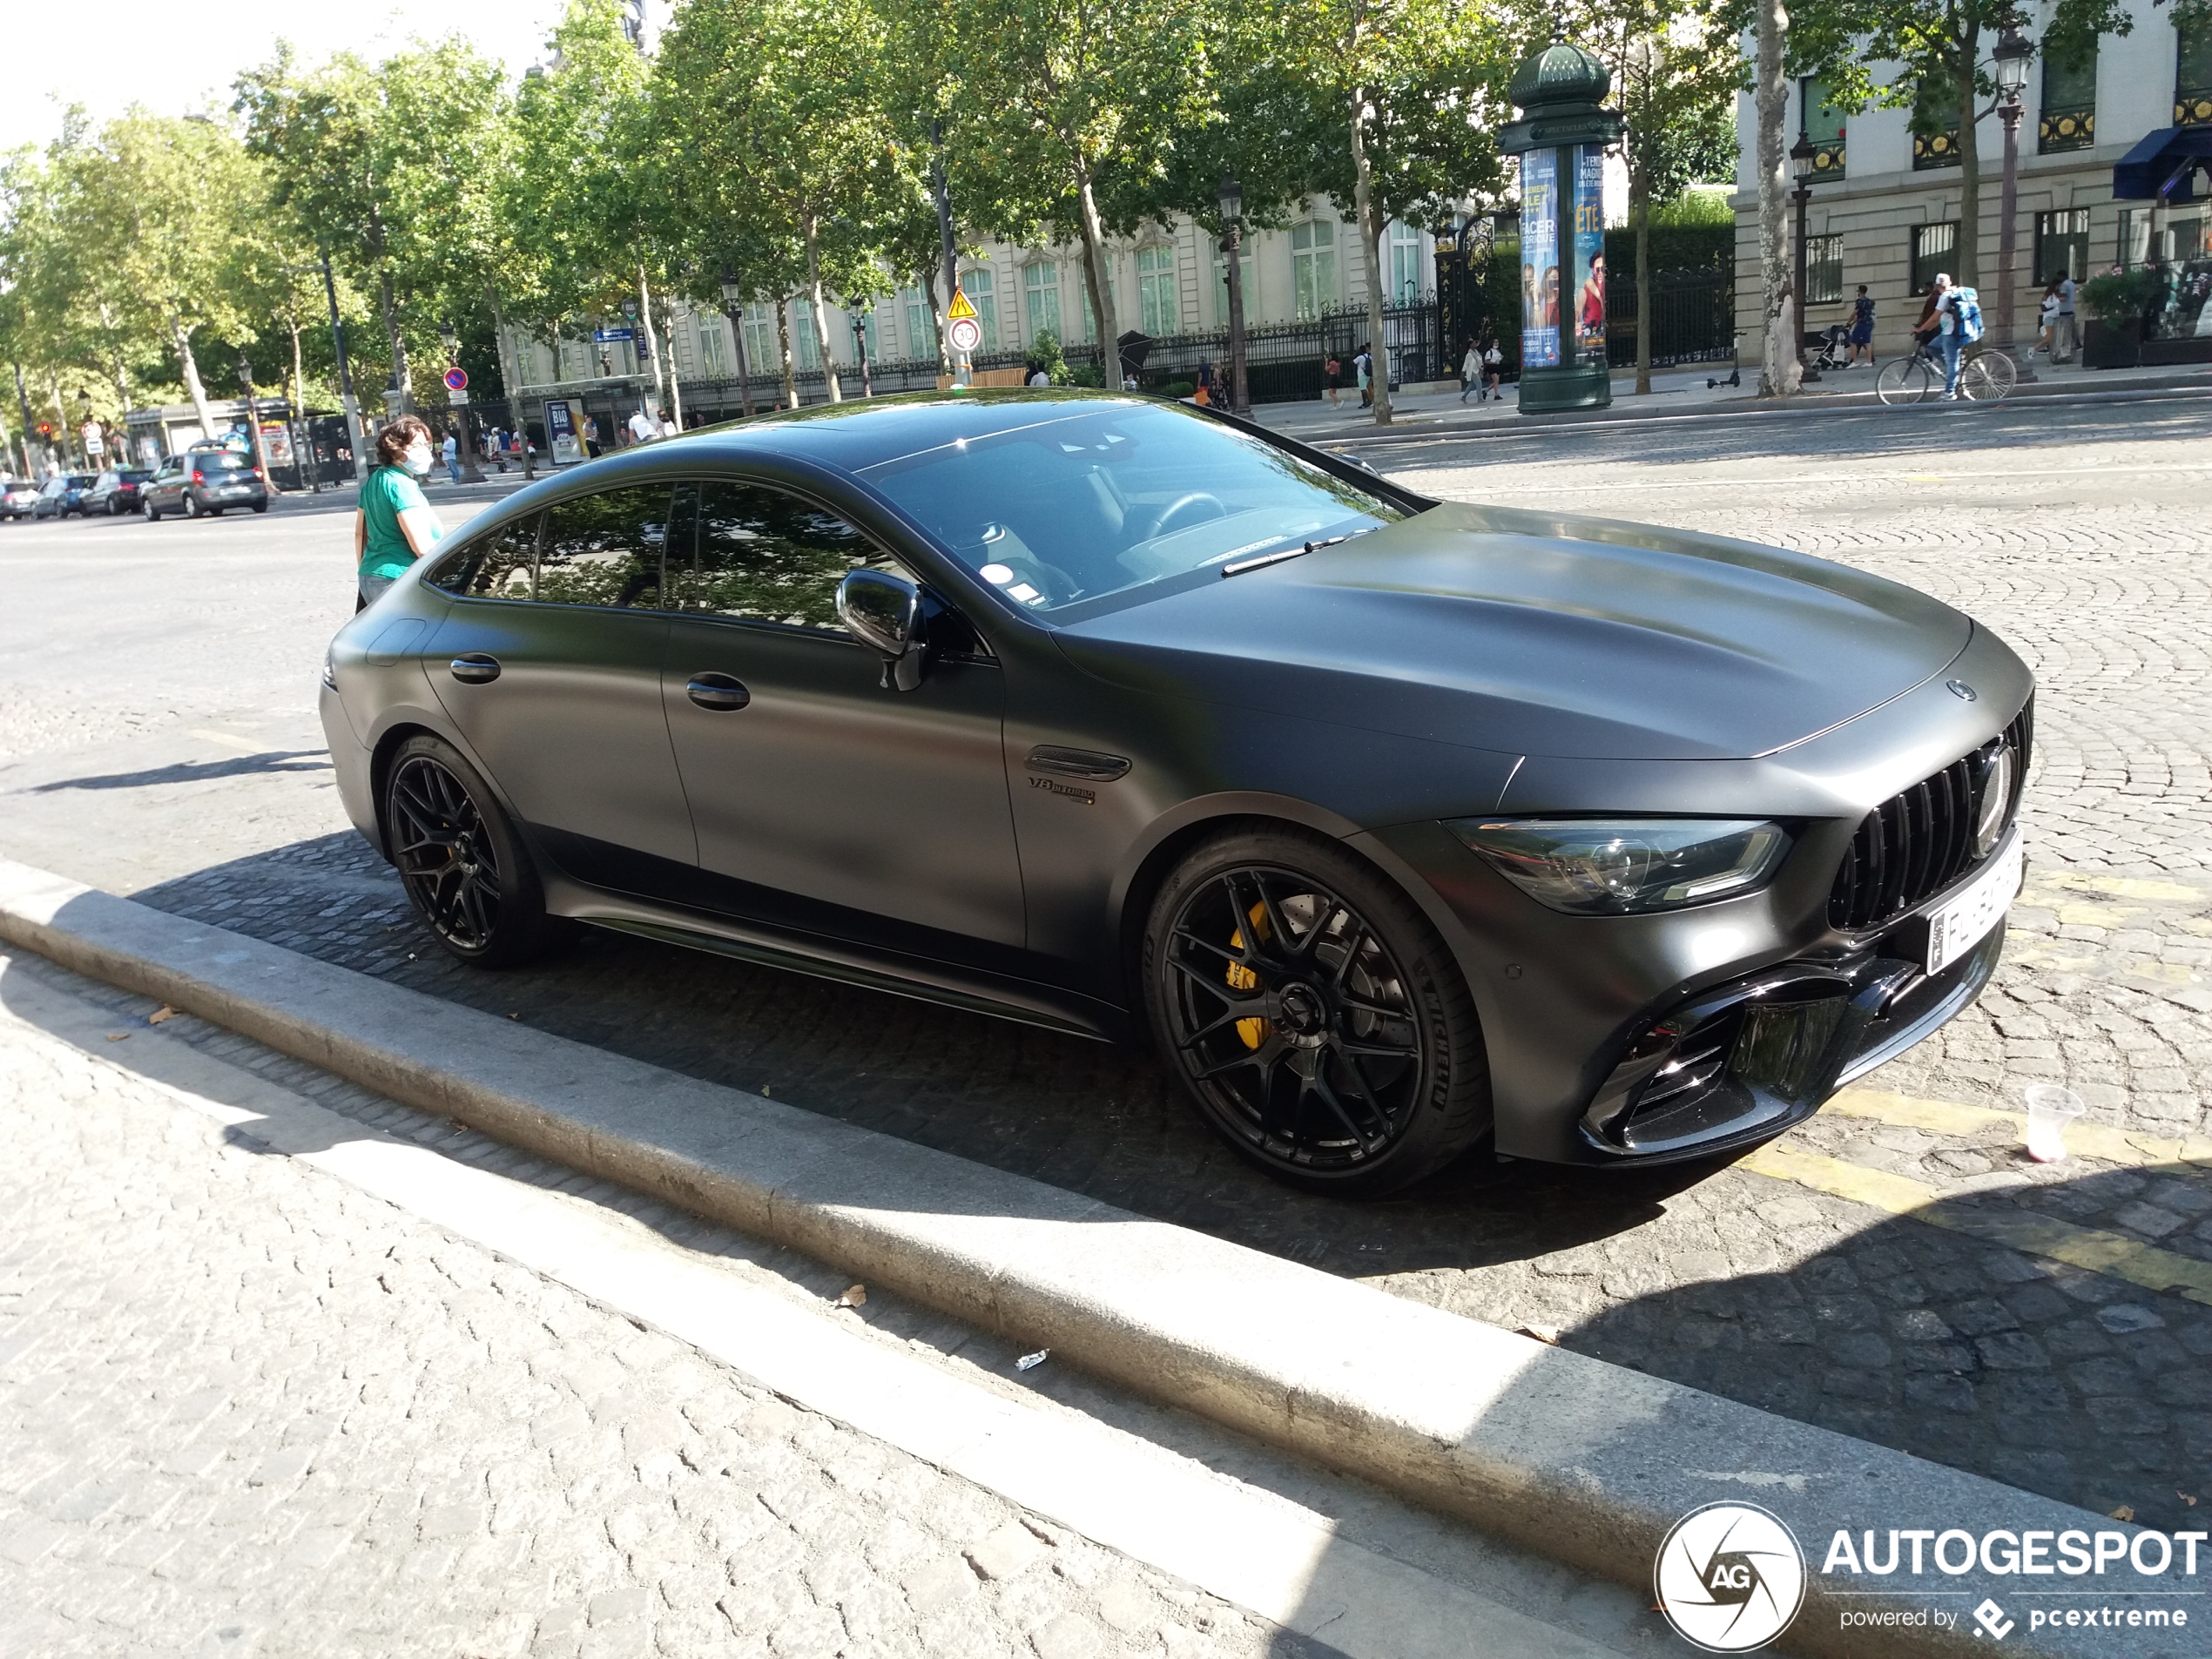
2024, 1084, 2086, 1163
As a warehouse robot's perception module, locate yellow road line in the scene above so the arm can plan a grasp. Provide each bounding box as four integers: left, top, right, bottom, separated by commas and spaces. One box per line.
2026, 872, 2208, 904
186, 728, 265, 755
1741, 1143, 2212, 1305
1826, 1089, 2212, 1170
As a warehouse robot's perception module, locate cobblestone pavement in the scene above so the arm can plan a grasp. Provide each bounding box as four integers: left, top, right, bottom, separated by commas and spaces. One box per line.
5, 400, 2212, 1534
0, 952, 1402, 1659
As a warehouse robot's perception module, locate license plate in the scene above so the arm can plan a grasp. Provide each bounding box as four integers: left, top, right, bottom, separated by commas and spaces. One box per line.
1924, 835, 2023, 975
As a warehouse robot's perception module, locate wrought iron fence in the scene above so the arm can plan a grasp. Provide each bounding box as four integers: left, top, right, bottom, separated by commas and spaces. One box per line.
1603, 271, 1738, 370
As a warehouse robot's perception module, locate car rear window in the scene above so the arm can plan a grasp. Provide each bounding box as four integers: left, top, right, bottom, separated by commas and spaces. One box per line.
193, 453, 253, 471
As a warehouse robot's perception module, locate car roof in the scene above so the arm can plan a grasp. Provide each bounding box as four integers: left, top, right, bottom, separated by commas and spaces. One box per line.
661, 390, 1192, 475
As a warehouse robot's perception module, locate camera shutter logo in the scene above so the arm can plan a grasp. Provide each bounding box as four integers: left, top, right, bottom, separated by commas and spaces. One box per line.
1653, 1502, 1806, 1652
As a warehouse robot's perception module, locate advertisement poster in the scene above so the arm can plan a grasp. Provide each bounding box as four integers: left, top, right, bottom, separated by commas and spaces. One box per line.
1521, 150, 1560, 368
1574, 145, 1608, 362
545, 398, 583, 466
258, 422, 294, 468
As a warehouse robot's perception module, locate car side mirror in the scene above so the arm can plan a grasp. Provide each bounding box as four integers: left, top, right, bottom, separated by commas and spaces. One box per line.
837, 567, 929, 691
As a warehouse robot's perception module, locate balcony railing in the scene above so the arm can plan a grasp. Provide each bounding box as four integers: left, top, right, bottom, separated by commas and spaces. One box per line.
1912, 128, 1961, 169
2039, 104, 2095, 152
1810, 139, 1846, 180
2179, 82, 2212, 126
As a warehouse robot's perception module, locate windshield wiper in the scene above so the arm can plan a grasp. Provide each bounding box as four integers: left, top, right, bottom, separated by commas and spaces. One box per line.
1219, 528, 1373, 578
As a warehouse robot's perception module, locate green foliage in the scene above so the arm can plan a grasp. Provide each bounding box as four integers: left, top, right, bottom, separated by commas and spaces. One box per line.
2078, 266, 2165, 323
1649, 188, 1735, 226
1028, 327, 1070, 382
1602, 220, 1733, 276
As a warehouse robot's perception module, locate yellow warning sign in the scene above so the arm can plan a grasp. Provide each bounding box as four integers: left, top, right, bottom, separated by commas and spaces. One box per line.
946, 287, 978, 321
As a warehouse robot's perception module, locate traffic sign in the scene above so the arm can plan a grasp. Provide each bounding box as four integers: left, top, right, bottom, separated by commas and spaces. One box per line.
443, 366, 469, 392
946, 287, 977, 322
947, 316, 982, 354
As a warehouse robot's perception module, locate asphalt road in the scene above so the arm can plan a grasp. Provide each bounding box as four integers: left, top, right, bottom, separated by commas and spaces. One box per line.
3, 395, 2210, 1533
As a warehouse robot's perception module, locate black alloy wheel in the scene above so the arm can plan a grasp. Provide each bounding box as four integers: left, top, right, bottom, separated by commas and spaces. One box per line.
1144, 827, 1490, 1197
385, 735, 567, 967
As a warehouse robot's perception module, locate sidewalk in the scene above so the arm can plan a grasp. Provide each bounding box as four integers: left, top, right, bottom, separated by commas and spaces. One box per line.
1250, 354, 2212, 442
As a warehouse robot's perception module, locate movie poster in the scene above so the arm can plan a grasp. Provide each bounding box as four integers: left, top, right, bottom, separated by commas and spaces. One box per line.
1574, 145, 1608, 362
545, 399, 583, 466
1521, 149, 1561, 369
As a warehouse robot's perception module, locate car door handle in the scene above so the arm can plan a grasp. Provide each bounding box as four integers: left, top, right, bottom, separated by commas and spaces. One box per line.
448, 654, 502, 684
686, 672, 751, 711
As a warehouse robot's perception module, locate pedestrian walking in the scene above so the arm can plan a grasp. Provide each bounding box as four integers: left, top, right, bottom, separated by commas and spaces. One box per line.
582, 414, 602, 458
1480, 329, 1504, 401
1324, 353, 1344, 408
442, 427, 462, 485
2036, 281, 2062, 356
1459, 341, 1480, 402
354, 415, 443, 613
1355, 347, 1372, 408
1847, 286, 1876, 367
628, 406, 656, 445
1194, 360, 1216, 407
659, 410, 678, 439
2054, 273, 2079, 363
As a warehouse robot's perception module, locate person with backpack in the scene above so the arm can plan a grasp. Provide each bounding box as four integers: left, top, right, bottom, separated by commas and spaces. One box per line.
1928, 273, 1983, 400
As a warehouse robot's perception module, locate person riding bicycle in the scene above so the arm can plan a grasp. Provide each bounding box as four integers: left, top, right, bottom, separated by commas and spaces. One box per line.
1921, 273, 1983, 401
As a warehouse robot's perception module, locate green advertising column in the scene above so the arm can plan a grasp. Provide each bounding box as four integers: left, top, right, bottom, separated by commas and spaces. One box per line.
1498, 44, 1623, 415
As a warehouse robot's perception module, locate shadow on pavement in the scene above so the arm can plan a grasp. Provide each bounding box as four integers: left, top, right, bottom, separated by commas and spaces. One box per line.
22, 752, 333, 792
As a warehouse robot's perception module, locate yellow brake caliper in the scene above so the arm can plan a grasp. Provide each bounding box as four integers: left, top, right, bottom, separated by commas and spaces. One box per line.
1227, 901, 1269, 1049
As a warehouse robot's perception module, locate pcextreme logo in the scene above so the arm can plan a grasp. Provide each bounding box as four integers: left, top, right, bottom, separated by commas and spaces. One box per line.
1653, 1502, 1808, 1653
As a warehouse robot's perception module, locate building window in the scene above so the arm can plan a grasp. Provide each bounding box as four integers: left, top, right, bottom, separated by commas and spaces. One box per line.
960, 268, 998, 351
2034, 209, 2092, 282
1023, 262, 1062, 344
900, 287, 935, 361
1912, 83, 1960, 169
1136, 246, 1177, 335
1909, 222, 1958, 295
740, 304, 775, 374
1291, 219, 1338, 320
2119, 205, 2210, 267
1803, 78, 1846, 177
2040, 48, 2097, 152
698, 318, 726, 378
792, 303, 819, 370
1805, 234, 1843, 304
2180, 14, 2212, 125
1388, 222, 1424, 306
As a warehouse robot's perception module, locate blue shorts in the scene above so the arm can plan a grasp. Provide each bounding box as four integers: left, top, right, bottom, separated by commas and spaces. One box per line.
1847, 322, 1872, 346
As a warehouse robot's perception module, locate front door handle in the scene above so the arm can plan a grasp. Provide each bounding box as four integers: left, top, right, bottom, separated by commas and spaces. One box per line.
449, 653, 501, 684
686, 672, 751, 711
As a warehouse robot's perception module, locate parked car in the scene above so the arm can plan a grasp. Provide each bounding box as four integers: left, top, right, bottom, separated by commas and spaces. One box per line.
141, 450, 269, 519
30, 472, 98, 518
80, 467, 153, 515
0, 479, 39, 520
320, 392, 2032, 1197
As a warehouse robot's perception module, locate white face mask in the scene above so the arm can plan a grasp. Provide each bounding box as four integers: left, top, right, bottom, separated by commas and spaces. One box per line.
403, 442, 432, 475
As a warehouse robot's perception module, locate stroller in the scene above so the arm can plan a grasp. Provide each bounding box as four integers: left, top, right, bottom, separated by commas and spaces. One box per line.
1809, 321, 1853, 371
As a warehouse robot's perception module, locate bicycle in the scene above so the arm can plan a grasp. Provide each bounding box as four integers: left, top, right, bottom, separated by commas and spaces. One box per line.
1875, 337, 2018, 405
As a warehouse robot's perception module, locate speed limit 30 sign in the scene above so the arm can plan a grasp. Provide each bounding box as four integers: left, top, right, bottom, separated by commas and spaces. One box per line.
947, 316, 982, 354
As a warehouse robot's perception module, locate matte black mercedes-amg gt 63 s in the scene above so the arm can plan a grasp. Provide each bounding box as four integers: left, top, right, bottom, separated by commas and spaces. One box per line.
322, 392, 2031, 1197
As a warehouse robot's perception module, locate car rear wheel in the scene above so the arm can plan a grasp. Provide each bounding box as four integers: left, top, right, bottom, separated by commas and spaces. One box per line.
252, 501, 268, 513
1142, 826, 1490, 1197
385, 734, 570, 968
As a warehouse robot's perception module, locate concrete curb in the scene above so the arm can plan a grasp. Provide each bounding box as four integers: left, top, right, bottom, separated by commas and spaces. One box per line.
0, 857, 2170, 1658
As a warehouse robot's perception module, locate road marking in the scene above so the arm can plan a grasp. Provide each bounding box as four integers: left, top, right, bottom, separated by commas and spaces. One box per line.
186, 728, 265, 754
1742, 1142, 2212, 1305
2029, 871, 2208, 904
1827, 1087, 2212, 1171
1403, 462, 2212, 494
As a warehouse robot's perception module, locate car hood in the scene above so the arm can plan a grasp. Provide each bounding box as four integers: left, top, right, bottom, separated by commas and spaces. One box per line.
1051, 500, 1973, 761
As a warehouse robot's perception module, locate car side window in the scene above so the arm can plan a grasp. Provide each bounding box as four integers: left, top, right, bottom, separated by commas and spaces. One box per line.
428, 511, 541, 601
536, 485, 671, 610
678, 479, 899, 631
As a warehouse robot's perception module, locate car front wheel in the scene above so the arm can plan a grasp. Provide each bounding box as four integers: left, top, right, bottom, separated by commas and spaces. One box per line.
1142, 826, 1491, 1197
385, 734, 569, 968
144, 497, 159, 521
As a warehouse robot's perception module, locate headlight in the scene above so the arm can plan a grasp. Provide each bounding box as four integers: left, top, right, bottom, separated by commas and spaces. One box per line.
320, 650, 338, 690
1446, 818, 1791, 915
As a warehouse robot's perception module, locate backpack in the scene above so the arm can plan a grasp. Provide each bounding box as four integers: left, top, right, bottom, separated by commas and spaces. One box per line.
1951, 286, 1984, 343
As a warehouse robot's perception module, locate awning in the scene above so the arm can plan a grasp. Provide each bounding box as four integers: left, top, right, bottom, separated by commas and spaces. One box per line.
2113, 125, 2212, 200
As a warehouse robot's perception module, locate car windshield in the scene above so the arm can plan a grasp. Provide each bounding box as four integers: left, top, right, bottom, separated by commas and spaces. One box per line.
856, 403, 1406, 617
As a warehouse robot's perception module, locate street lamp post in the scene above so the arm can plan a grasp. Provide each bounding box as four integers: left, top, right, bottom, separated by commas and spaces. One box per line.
437, 320, 486, 483
1994, 23, 2037, 381
1217, 171, 1251, 417
233, 353, 277, 491
850, 309, 873, 399
1790, 130, 1822, 385
718, 267, 758, 419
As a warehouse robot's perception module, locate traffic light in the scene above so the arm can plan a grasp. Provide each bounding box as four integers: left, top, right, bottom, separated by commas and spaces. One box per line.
36, 422, 51, 437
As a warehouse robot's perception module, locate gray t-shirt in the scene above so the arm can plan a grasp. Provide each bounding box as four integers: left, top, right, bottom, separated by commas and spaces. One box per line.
2059, 277, 2076, 315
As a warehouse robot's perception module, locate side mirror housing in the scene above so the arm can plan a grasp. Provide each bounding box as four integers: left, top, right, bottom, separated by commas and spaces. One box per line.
836, 567, 929, 691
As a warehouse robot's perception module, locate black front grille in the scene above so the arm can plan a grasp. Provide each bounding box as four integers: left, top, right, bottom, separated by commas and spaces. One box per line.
1829, 698, 2033, 933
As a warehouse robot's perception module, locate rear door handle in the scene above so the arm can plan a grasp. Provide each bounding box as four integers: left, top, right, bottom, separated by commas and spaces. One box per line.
448, 653, 501, 684
686, 672, 751, 711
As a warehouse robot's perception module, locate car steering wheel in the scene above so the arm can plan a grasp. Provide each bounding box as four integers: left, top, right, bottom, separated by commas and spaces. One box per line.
1148, 492, 1228, 540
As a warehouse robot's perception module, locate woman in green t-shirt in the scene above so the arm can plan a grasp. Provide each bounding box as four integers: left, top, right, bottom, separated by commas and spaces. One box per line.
354, 415, 446, 610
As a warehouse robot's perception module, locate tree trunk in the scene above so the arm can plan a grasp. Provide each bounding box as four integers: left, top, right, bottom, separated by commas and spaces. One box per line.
637, 266, 667, 414
801, 216, 843, 403
489, 289, 534, 479
1070, 156, 1120, 386
375, 260, 410, 415
1954, 34, 1981, 288
776, 300, 798, 409
1350, 86, 1393, 425
166, 316, 220, 438
284, 314, 311, 492
238, 363, 276, 491
923, 269, 948, 376
1755, 0, 1798, 396
659, 297, 685, 428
